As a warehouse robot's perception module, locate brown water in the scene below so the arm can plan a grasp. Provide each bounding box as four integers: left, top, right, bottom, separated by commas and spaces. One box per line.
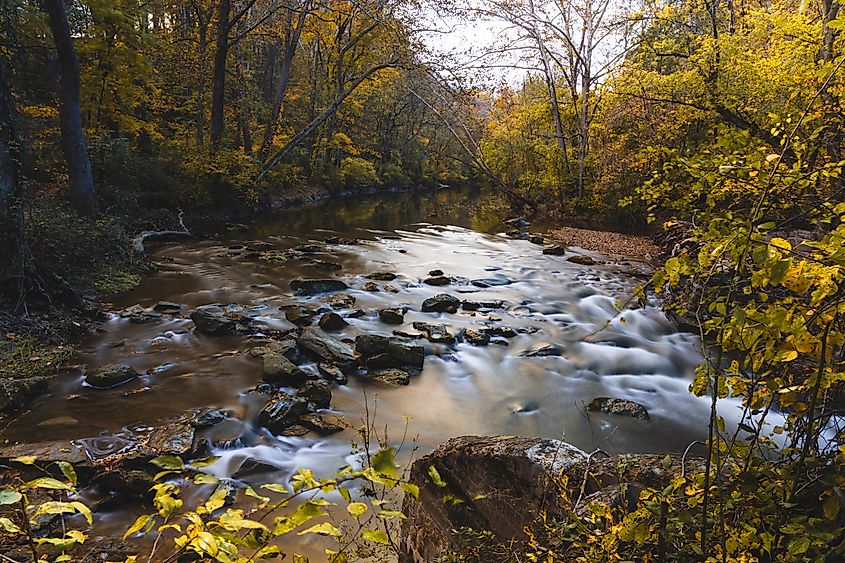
2, 186, 723, 556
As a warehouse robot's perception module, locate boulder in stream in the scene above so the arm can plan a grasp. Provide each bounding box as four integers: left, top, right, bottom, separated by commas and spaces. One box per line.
421, 293, 460, 313
298, 380, 332, 409
325, 293, 356, 309
587, 397, 650, 421
413, 322, 455, 344
424, 275, 451, 286
190, 305, 237, 335
301, 413, 346, 434
259, 394, 310, 434
567, 255, 597, 265
542, 245, 567, 255
318, 311, 349, 331
284, 305, 315, 326
379, 307, 405, 325
366, 368, 412, 386
263, 354, 308, 386
85, 364, 140, 389
518, 343, 564, 357
298, 327, 356, 364
290, 278, 348, 295
368, 272, 398, 281
362, 281, 380, 292
463, 329, 490, 346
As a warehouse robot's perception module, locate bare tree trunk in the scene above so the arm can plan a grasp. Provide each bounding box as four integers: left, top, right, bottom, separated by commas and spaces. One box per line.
0, 60, 17, 220
41, 0, 97, 215
209, 0, 231, 146
259, 3, 309, 160
196, 15, 209, 148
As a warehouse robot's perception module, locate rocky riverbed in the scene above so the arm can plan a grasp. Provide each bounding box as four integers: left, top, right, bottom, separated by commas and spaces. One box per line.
0, 189, 719, 559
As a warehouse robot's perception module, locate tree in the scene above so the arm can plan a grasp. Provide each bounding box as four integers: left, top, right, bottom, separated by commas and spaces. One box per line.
41, 0, 96, 215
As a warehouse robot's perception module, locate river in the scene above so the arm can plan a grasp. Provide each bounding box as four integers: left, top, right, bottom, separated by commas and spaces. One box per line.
2, 186, 714, 558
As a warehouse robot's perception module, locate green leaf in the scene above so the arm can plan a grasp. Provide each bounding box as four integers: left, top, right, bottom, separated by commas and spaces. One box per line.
256, 545, 283, 559
55, 461, 77, 486
297, 522, 342, 537
193, 473, 219, 485
260, 483, 289, 494
362, 529, 390, 544
188, 456, 220, 468
371, 447, 400, 477
11, 456, 37, 465
202, 486, 228, 514
25, 477, 72, 491
376, 509, 406, 520
347, 502, 368, 518
400, 482, 419, 498
0, 489, 23, 505
123, 514, 153, 540
0, 516, 23, 534
33, 501, 92, 525
150, 455, 184, 470
216, 509, 269, 532
428, 465, 446, 488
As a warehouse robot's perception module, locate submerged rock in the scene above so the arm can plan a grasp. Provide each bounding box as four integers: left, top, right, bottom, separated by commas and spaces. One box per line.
542, 245, 567, 255
366, 368, 412, 386
567, 255, 596, 265
153, 301, 182, 312
518, 344, 564, 357
325, 293, 356, 309
290, 278, 348, 295
424, 275, 451, 286
190, 305, 236, 335
413, 322, 455, 344
263, 354, 308, 386
463, 329, 490, 346
259, 395, 309, 434
297, 380, 332, 409
368, 272, 398, 281
379, 307, 405, 325
587, 397, 650, 421
301, 413, 345, 434
318, 312, 349, 331
298, 327, 356, 364
421, 293, 460, 313
85, 364, 140, 389
249, 339, 296, 359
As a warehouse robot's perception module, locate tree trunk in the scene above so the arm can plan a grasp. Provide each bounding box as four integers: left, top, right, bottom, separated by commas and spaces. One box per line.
258, 5, 309, 160
196, 16, 209, 148
210, 0, 231, 146
0, 61, 17, 220
41, 0, 96, 215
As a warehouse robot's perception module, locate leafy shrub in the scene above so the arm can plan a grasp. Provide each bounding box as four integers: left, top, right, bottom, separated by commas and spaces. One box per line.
340, 157, 379, 190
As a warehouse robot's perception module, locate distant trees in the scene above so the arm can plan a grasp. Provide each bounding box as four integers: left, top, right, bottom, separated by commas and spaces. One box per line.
41, 0, 96, 215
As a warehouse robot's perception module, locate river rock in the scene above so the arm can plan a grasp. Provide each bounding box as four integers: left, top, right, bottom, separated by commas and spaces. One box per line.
424, 275, 451, 286
587, 397, 650, 421
290, 278, 348, 295
366, 368, 411, 386
245, 241, 273, 252
293, 244, 324, 254
470, 277, 512, 288
192, 408, 232, 429
421, 293, 460, 313
368, 272, 398, 281
325, 293, 356, 309
259, 394, 310, 434
249, 339, 297, 359
298, 380, 332, 409
482, 326, 518, 338
519, 344, 564, 357
529, 234, 544, 245
401, 435, 586, 562
298, 327, 356, 364
281, 305, 313, 327
318, 363, 347, 385
85, 364, 140, 388
301, 413, 346, 434
153, 301, 182, 312
318, 312, 349, 331
542, 245, 567, 255
463, 329, 490, 346
362, 281, 380, 292
429, 269, 444, 276
190, 305, 236, 335
567, 255, 596, 265
356, 335, 424, 369
263, 354, 308, 386
346, 308, 366, 318
413, 322, 455, 344
379, 307, 405, 324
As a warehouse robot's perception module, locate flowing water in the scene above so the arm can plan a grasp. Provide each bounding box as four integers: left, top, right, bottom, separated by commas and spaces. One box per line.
3, 186, 719, 557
